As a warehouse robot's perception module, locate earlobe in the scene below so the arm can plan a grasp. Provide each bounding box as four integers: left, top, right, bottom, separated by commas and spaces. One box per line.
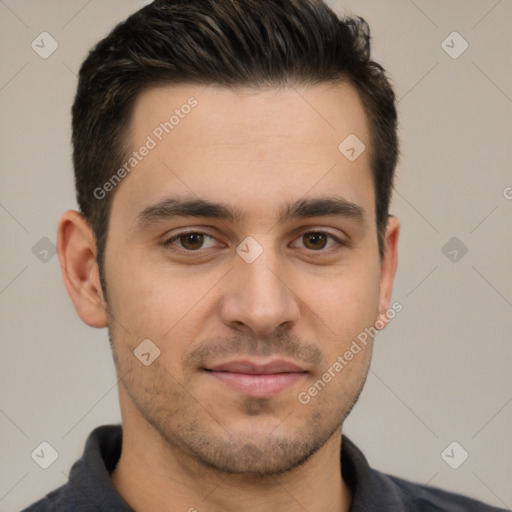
57, 210, 108, 328
377, 215, 400, 327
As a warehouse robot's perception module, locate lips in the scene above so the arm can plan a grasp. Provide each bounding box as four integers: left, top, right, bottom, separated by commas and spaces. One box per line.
203, 359, 308, 398
208, 360, 305, 374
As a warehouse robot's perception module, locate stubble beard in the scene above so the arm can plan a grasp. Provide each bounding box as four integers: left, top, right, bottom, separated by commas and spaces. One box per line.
108, 325, 371, 478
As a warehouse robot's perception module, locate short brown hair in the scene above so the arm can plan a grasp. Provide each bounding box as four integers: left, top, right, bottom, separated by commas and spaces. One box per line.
72, 0, 399, 290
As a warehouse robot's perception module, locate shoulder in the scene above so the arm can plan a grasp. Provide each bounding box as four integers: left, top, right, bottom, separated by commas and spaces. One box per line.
380, 470, 508, 512
341, 436, 506, 512
18, 485, 68, 512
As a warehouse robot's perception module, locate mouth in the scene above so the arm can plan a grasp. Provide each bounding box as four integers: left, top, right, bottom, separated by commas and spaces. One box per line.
202, 359, 308, 398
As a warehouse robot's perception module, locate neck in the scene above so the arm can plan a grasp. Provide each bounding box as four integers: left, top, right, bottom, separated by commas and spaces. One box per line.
111, 419, 352, 512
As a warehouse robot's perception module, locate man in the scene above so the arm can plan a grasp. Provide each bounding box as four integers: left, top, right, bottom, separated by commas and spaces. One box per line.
21, 0, 505, 511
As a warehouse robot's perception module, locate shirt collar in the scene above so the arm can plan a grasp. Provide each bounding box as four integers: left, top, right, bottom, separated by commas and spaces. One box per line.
63, 423, 398, 511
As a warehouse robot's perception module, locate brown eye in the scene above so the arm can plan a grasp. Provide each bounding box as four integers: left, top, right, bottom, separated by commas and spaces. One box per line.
302, 232, 328, 250
178, 233, 205, 250
291, 231, 345, 252
164, 232, 218, 252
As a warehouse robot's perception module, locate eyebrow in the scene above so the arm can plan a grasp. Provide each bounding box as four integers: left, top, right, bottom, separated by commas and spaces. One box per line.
134, 195, 365, 230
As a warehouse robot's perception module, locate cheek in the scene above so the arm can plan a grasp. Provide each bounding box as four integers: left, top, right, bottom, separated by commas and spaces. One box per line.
105, 251, 219, 370
299, 261, 381, 386
313, 260, 381, 335
106, 250, 185, 328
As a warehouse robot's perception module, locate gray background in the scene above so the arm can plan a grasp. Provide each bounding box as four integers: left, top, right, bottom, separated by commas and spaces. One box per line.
1, 0, 511, 510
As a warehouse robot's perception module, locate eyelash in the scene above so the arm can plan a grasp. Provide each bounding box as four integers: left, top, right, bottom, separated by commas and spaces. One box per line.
162, 230, 348, 255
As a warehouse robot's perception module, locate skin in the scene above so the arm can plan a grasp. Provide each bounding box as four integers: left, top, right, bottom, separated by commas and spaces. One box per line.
58, 82, 399, 512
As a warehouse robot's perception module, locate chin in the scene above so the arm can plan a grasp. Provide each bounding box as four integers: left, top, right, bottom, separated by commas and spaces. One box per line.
165, 413, 340, 477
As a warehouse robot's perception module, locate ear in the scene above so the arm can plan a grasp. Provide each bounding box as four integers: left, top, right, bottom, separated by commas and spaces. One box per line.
376, 215, 400, 326
57, 210, 108, 328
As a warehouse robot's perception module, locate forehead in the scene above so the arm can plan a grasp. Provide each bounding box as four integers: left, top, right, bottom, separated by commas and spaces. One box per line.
129, 82, 370, 155
113, 82, 374, 225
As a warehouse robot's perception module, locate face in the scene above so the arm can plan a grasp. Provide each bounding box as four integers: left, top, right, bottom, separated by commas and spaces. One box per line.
97, 83, 397, 475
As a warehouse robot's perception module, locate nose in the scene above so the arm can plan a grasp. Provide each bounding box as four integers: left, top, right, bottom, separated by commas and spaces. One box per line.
218, 246, 300, 337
